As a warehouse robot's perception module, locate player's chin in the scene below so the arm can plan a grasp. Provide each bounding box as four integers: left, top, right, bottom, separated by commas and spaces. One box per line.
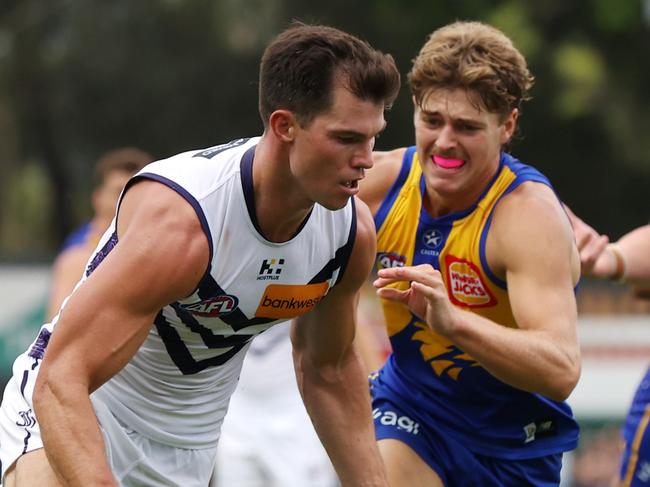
319, 194, 352, 211
321, 201, 348, 211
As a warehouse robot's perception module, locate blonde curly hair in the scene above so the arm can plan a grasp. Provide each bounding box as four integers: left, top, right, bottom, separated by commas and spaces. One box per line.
408, 21, 534, 120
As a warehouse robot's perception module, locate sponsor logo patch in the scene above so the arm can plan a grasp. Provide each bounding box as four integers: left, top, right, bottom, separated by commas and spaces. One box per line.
422, 229, 443, 249
372, 408, 420, 435
523, 418, 557, 443
445, 256, 496, 308
257, 258, 284, 281
255, 283, 328, 319
193, 138, 249, 159
376, 252, 406, 269
181, 295, 239, 317
16, 409, 36, 428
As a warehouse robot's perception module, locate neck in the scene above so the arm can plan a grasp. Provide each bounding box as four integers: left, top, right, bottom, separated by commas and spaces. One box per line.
424, 162, 500, 218
251, 136, 314, 243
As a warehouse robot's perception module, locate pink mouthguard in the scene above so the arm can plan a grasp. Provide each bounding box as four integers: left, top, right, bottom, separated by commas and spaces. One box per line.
433, 155, 465, 169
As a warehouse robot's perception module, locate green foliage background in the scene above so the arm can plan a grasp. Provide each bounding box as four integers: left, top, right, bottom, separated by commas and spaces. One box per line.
1, 0, 649, 260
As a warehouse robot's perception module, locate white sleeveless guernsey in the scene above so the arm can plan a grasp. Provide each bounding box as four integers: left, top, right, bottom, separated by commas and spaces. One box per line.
5, 137, 357, 451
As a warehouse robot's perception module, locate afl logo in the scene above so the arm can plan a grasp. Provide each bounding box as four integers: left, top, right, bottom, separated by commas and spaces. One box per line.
423, 229, 443, 249
377, 252, 406, 269
182, 295, 239, 317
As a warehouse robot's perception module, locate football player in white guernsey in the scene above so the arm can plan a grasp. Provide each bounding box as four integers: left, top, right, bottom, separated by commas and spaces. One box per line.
0, 23, 400, 487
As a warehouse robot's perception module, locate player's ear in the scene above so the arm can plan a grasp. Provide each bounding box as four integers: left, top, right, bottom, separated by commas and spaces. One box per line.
500, 108, 518, 145
269, 110, 297, 142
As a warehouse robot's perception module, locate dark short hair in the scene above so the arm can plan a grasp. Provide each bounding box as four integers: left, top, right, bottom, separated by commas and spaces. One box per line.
94, 147, 153, 187
258, 23, 400, 127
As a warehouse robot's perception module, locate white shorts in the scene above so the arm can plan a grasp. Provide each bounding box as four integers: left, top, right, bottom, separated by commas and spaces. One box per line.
93, 398, 217, 487
0, 350, 46, 481
213, 414, 338, 487
0, 352, 217, 486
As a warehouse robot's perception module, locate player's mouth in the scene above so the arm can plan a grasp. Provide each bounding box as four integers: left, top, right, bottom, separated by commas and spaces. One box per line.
340, 178, 360, 195
432, 155, 466, 170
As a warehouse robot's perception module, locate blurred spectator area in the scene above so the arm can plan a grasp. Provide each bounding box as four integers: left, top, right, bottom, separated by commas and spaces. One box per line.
564, 279, 649, 487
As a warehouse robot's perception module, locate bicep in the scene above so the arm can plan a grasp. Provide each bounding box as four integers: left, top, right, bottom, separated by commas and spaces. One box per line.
492, 186, 579, 335
41, 181, 210, 391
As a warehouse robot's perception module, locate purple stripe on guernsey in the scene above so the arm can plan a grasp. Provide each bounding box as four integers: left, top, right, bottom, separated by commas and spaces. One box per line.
27, 328, 51, 362
86, 232, 118, 277
123, 173, 215, 293
153, 311, 252, 375
374, 146, 415, 232
309, 196, 357, 287
170, 303, 255, 348
479, 153, 552, 290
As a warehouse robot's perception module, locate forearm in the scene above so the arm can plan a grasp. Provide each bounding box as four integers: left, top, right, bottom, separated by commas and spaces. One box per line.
617, 225, 650, 286
34, 379, 116, 486
447, 310, 580, 401
295, 346, 387, 487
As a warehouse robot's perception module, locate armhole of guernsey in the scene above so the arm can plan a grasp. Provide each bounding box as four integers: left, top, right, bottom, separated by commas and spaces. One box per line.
332, 197, 357, 287
374, 146, 416, 232
118, 173, 215, 294
478, 155, 553, 290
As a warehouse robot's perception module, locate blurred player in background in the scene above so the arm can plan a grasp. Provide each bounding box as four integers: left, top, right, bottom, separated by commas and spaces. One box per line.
359, 20, 581, 486
46, 147, 153, 319
568, 210, 650, 487
212, 321, 338, 487
0, 23, 399, 486
212, 279, 390, 487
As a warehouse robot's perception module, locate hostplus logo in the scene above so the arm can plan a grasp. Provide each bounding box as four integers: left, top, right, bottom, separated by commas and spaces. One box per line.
257, 258, 284, 281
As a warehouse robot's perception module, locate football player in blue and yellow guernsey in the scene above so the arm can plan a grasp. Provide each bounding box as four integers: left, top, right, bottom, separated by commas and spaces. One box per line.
358, 21, 581, 487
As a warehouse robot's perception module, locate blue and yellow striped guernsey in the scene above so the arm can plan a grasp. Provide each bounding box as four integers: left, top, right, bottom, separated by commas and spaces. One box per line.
372, 146, 579, 459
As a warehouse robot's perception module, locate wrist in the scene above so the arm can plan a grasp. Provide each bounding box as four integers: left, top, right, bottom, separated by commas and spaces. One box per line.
607, 244, 627, 282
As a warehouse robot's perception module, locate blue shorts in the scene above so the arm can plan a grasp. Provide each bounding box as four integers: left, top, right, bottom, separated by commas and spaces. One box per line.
372, 395, 563, 487
619, 404, 650, 486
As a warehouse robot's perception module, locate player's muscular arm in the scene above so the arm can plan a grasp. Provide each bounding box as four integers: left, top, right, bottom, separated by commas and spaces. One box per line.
33, 180, 209, 486
291, 199, 388, 487
466, 183, 581, 400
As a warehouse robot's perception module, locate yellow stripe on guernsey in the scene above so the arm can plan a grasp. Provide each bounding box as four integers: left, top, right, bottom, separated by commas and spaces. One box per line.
376, 150, 521, 380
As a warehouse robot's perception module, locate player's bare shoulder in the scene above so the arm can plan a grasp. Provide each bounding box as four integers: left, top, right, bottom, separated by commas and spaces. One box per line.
488, 181, 578, 280
358, 148, 407, 216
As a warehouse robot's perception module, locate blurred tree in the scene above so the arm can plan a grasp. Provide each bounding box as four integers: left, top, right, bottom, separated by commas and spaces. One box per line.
0, 0, 648, 260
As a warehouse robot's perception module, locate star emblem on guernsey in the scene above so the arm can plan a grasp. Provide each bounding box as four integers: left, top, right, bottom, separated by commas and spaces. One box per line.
423, 229, 443, 249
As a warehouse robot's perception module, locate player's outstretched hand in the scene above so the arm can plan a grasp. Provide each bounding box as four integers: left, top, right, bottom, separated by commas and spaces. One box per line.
564, 205, 610, 276
373, 264, 457, 337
